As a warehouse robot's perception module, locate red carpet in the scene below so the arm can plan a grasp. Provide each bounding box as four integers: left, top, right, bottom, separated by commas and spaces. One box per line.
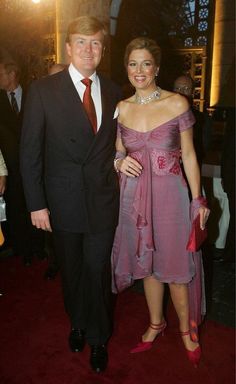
0, 256, 235, 384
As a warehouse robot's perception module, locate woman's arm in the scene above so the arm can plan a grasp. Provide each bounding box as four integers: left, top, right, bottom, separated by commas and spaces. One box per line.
114, 101, 142, 177
181, 128, 201, 199
181, 128, 209, 228
114, 137, 142, 177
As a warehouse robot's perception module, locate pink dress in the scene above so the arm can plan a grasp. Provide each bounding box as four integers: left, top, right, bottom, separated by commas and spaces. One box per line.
112, 109, 205, 332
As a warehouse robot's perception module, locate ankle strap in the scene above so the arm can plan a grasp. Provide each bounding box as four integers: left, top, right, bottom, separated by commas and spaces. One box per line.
180, 330, 190, 336
150, 321, 166, 330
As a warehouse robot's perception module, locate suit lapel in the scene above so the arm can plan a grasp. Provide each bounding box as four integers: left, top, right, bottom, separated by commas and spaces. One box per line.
55, 71, 116, 162
1, 90, 13, 114
0, 90, 19, 130
53, 70, 94, 162
99, 76, 110, 132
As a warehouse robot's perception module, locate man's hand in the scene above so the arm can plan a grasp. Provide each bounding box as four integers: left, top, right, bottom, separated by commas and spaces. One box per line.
31, 208, 52, 232
0, 176, 6, 195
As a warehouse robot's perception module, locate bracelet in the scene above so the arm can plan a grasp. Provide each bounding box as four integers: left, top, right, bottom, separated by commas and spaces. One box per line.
191, 196, 208, 208
190, 196, 208, 220
114, 158, 121, 173
114, 151, 126, 173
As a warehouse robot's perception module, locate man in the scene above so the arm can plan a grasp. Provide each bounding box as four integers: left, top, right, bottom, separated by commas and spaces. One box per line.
20, 16, 122, 373
173, 74, 212, 169
0, 58, 47, 264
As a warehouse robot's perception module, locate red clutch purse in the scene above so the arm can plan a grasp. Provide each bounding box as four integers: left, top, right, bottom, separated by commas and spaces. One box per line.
186, 214, 207, 252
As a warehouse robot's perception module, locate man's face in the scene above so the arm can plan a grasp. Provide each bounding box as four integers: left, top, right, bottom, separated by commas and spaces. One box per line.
66, 31, 104, 77
0, 64, 12, 91
173, 76, 193, 98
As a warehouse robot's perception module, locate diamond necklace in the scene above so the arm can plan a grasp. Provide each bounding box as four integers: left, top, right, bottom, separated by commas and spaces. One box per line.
135, 86, 161, 105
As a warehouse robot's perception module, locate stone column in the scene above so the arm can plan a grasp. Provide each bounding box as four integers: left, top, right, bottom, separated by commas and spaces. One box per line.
210, 0, 235, 107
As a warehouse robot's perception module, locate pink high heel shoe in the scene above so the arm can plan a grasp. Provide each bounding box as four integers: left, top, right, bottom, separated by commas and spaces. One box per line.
130, 320, 167, 354
180, 330, 201, 367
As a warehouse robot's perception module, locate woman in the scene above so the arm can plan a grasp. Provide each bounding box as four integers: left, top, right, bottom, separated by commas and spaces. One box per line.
111, 37, 210, 367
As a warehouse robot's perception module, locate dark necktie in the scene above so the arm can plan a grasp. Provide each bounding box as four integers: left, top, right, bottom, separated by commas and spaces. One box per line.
10, 91, 19, 115
81, 78, 97, 134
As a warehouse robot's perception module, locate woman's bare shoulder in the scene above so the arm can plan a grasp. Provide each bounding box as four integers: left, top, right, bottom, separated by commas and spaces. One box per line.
165, 92, 190, 114
117, 97, 134, 113
160, 89, 175, 99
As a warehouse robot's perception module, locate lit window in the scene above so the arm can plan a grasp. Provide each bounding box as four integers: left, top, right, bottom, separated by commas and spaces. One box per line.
184, 37, 193, 47
197, 36, 207, 45
198, 21, 208, 31
199, 0, 209, 5
199, 8, 209, 19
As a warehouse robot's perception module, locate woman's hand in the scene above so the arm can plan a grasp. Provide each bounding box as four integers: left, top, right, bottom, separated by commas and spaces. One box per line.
117, 155, 142, 177
198, 206, 210, 230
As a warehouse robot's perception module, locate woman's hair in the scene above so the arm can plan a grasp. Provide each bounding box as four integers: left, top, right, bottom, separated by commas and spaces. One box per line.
66, 16, 108, 43
124, 37, 161, 67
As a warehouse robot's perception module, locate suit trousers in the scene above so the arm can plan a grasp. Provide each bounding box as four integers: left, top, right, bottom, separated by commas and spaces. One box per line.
53, 228, 115, 345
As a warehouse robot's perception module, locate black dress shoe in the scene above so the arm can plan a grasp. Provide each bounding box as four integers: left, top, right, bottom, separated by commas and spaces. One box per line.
90, 345, 108, 373
44, 266, 59, 280
69, 329, 85, 352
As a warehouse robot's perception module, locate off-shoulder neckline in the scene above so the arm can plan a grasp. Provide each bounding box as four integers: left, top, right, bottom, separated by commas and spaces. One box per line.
118, 108, 192, 134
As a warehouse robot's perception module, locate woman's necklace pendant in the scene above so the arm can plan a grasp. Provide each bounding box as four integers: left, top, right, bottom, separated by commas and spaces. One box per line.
135, 87, 161, 105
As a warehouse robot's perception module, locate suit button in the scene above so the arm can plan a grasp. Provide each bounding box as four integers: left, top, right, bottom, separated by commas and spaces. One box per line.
70, 138, 76, 143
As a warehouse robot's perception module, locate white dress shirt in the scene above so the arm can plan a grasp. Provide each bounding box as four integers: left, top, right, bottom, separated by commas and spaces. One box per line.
68, 63, 102, 130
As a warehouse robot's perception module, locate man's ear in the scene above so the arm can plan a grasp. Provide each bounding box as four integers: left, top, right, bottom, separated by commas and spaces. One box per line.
65, 42, 72, 57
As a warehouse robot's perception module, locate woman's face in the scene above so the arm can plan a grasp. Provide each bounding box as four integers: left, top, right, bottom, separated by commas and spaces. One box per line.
127, 48, 158, 91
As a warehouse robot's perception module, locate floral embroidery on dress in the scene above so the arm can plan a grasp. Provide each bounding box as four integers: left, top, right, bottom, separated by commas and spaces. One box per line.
150, 149, 181, 176
170, 162, 181, 175
157, 156, 167, 169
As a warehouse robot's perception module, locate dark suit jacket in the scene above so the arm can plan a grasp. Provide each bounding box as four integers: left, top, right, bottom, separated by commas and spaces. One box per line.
20, 69, 122, 233
221, 108, 235, 195
0, 89, 26, 188
0, 89, 24, 172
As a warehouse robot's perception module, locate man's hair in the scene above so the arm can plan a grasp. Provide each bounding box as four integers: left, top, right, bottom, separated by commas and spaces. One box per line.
124, 37, 161, 67
66, 16, 108, 43
174, 74, 195, 90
